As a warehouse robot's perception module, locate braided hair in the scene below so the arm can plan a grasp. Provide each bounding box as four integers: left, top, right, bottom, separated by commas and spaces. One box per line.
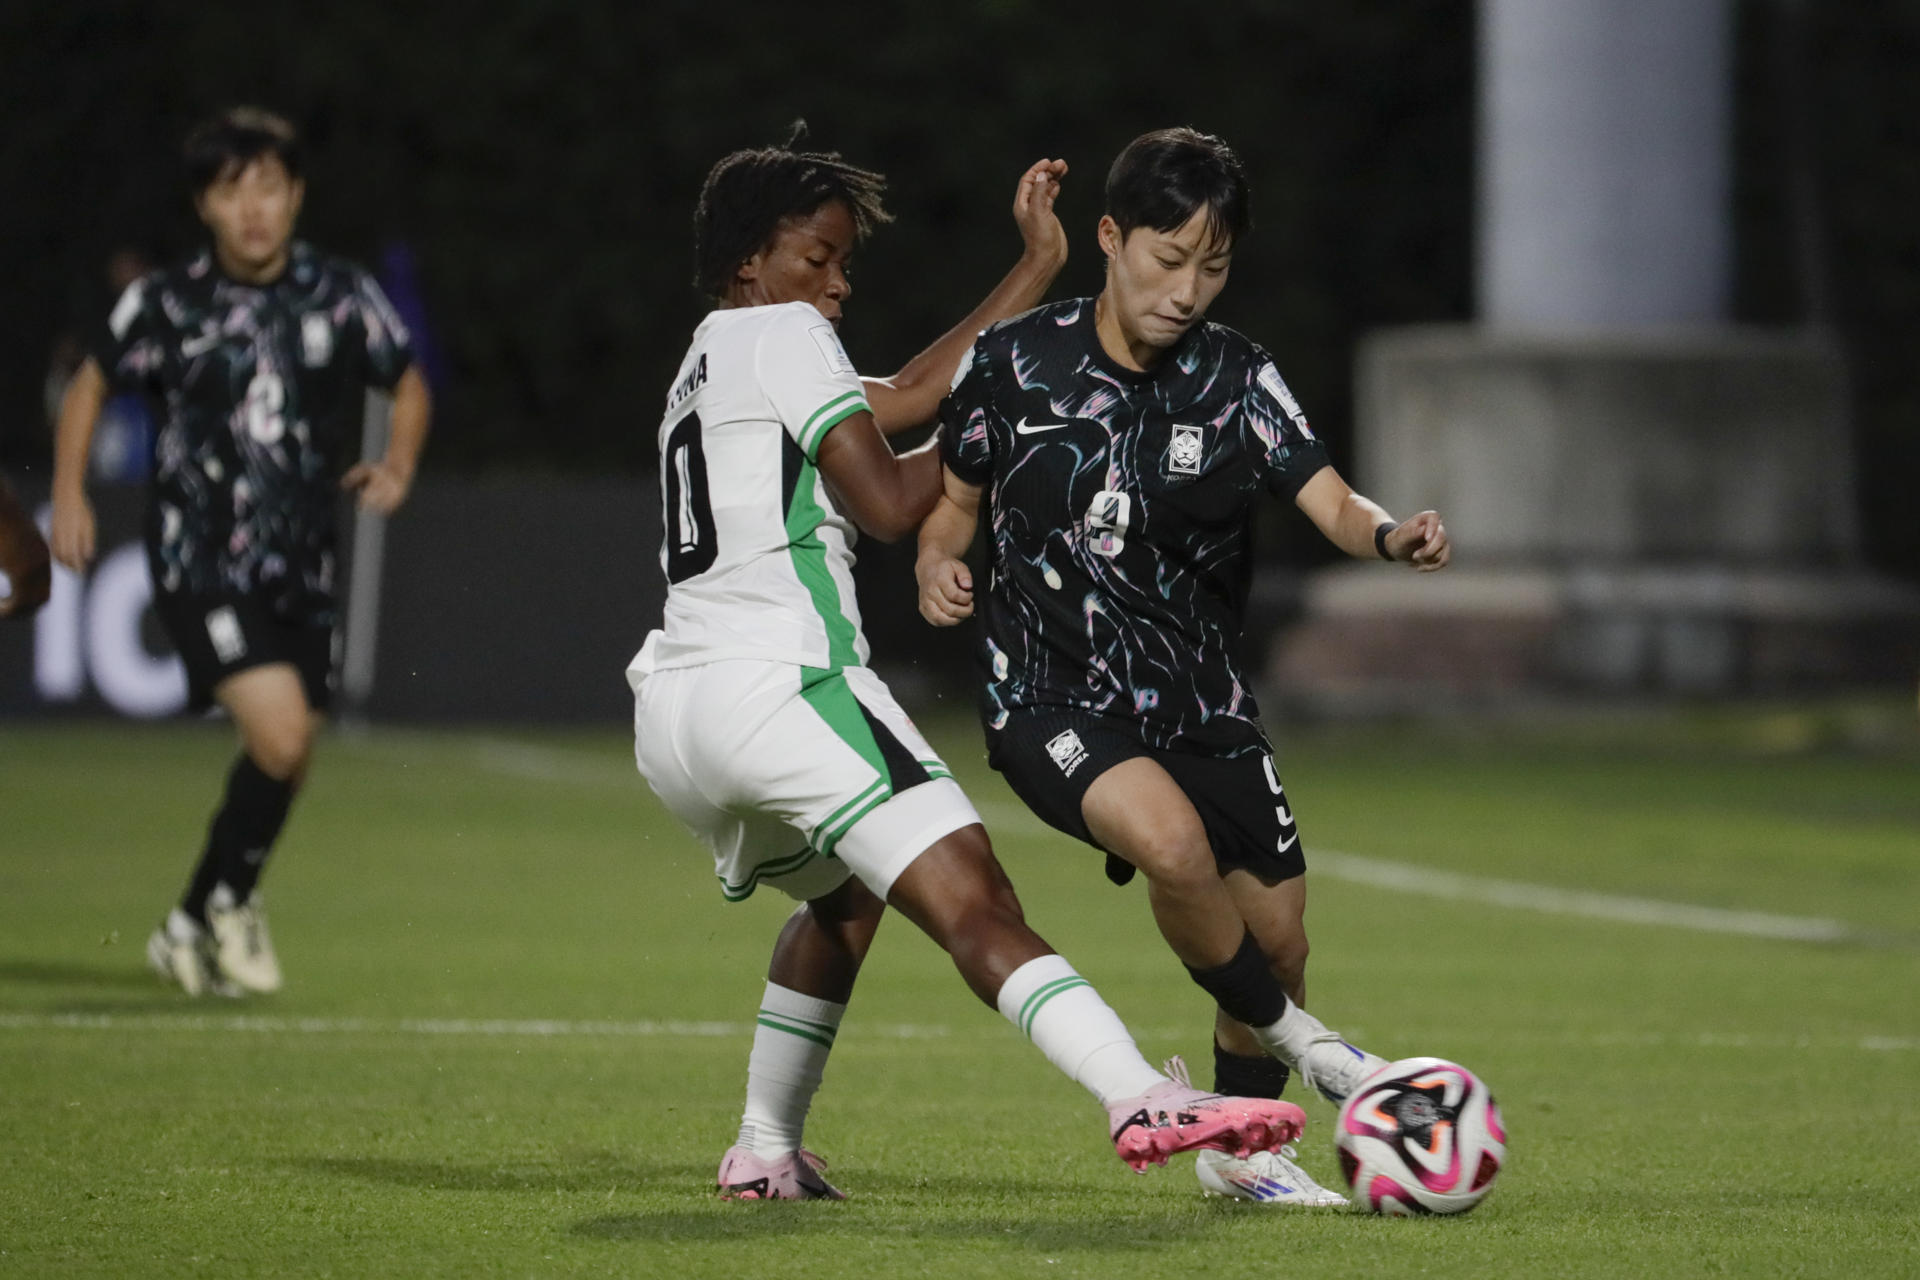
693, 122, 891, 301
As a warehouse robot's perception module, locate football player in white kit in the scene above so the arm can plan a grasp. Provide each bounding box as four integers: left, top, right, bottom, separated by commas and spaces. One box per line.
630, 132, 1308, 1200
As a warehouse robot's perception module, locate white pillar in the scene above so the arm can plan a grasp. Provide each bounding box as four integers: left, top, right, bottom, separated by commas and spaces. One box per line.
1479, 0, 1733, 330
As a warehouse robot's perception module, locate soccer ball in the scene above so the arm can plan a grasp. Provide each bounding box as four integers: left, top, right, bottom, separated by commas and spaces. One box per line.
1335, 1057, 1506, 1215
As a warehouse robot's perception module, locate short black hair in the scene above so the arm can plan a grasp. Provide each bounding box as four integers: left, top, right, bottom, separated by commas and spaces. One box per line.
1105, 127, 1250, 252
184, 106, 302, 195
693, 122, 892, 301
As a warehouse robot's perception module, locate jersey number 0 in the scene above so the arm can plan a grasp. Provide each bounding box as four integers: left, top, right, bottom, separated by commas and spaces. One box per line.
663, 412, 717, 583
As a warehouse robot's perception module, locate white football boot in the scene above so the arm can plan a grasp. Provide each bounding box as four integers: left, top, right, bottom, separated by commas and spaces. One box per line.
147, 909, 239, 998
1195, 1145, 1351, 1207
206, 886, 283, 994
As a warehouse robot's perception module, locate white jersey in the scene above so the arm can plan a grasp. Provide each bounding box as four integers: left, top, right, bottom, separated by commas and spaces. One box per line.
645, 301, 873, 673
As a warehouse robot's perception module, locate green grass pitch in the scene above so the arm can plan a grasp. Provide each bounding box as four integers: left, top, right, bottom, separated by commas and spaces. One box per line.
2, 702, 1917, 1278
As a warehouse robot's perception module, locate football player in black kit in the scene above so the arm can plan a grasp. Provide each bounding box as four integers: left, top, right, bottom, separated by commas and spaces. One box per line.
50, 107, 430, 997
917, 127, 1451, 1206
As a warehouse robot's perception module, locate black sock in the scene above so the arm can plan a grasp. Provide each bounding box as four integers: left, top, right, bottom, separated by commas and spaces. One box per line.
1213, 1039, 1292, 1099
1184, 931, 1289, 1030
181, 754, 295, 921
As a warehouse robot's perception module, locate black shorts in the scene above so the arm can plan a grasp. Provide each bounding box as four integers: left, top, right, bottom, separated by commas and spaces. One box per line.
987, 707, 1306, 887
152, 592, 335, 714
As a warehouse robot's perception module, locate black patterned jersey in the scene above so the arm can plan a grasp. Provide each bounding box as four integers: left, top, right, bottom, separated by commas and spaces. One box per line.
93, 242, 413, 624
939, 298, 1329, 756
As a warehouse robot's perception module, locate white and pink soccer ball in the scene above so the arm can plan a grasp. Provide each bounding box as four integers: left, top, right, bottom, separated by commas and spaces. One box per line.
1335, 1057, 1506, 1215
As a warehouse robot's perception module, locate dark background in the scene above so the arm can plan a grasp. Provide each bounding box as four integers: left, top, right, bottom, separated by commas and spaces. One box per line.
1, 0, 1914, 575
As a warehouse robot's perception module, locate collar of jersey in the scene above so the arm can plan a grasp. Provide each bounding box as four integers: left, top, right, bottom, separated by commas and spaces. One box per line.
195, 239, 313, 290
1077, 295, 1196, 387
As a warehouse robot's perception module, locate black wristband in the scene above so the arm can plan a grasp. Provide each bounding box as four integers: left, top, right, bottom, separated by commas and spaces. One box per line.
1374, 521, 1398, 561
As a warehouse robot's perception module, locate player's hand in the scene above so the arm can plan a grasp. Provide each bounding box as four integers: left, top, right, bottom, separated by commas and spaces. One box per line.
342, 459, 414, 516
1385, 510, 1449, 572
1012, 158, 1069, 267
48, 488, 96, 572
917, 555, 974, 626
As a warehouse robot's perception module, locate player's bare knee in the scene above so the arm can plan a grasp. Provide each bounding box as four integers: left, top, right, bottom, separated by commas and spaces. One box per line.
247, 721, 313, 781
1270, 934, 1309, 991
806, 879, 886, 956
1126, 821, 1215, 889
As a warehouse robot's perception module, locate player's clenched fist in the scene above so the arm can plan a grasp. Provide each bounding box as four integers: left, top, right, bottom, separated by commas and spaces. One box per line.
1383, 509, 1450, 573
917, 554, 973, 626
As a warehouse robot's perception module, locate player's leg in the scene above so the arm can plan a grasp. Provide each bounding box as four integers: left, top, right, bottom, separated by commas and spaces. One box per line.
190, 661, 315, 993
146, 594, 317, 995
1157, 749, 1387, 1107
632, 655, 876, 1199
1068, 735, 1383, 1105
200, 618, 332, 991
721, 873, 886, 1200
1083, 759, 1254, 970
1212, 870, 1308, 1091
792, 677, 1304, 1173
1192, 870, 1348, 1206
991, 710, 1289, 1014
873, 818, 1303, 1171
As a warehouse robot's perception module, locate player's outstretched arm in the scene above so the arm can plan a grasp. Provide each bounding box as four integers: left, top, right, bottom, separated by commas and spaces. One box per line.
342, 366, 431, 516
815, 410, 942, 544
48, 357, 107, 571
916, 468, 983, 625
1294, 466, 1450, 572
863, 159, 1069, 436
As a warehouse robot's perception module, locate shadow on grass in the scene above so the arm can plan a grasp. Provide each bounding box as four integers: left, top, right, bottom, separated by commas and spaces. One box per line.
569, 1194, 1247, 1250
0, 959, 164, 993
303, 1151, 706, 1194
305, 1150, 1218, 1249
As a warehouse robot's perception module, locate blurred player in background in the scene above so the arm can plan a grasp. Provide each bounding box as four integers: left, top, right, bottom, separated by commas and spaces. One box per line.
0, 478, 52, 619
630, 130, 1306, 1200
49, 107, 430, 997
918, 127, 1452, 1207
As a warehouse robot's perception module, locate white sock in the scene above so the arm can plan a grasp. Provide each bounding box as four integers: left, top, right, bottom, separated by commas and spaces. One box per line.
1250, 999, 1336, 1066
994, 955, 1165, 1105
736, 983, 845, 1156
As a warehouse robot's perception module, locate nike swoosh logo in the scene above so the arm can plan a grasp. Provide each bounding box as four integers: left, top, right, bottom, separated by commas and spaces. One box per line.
181, 330, 222, 358
1276, 830, 1299, 854
1014, 418, 1070, 435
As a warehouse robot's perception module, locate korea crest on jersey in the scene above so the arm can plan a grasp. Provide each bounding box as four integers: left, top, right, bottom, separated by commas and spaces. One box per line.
301, 312, 334, 366
1168, 424, 1205, 476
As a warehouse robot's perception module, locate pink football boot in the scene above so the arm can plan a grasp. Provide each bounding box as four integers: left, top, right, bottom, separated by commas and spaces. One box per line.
1106, 1058, 1307, 1173
716, 1146, 846, 1201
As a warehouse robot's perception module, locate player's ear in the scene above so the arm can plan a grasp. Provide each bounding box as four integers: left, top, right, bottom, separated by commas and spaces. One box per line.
288, 178, 306, 220
734, 247, 766, 290
1096, 215, 1122, 264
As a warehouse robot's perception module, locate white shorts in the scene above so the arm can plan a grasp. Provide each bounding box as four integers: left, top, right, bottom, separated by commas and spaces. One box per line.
629, 635, 981, 903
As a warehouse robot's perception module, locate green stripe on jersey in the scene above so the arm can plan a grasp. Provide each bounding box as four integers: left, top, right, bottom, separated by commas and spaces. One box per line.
784, 460, 862, 670
1018, 976, 1091, 1037
798, 391, 867, 458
